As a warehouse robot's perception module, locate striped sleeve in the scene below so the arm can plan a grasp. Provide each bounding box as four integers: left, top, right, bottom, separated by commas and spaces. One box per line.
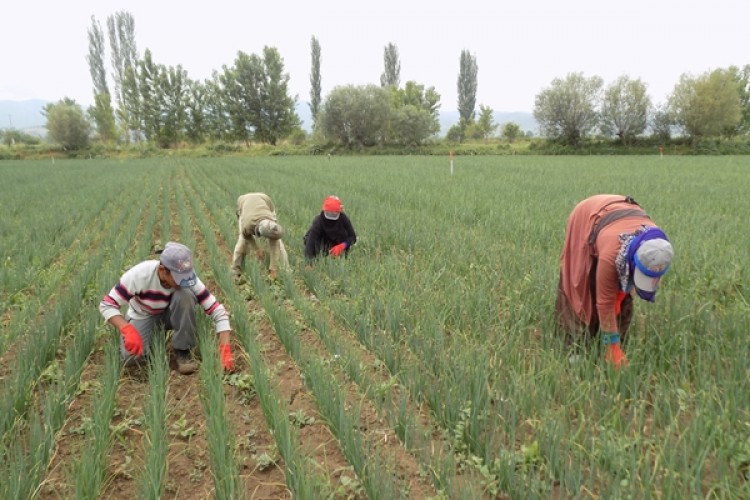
99, 280, 134, 322
192, 279, 231, 333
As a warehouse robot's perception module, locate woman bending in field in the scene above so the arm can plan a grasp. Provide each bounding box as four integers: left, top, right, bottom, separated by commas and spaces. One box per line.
555, 194, 674, 368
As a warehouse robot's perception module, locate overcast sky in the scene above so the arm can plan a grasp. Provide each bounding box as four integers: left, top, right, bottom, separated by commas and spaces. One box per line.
2, 1, 747, 117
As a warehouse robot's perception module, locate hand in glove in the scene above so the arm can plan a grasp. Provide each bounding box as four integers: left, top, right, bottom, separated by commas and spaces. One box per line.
255, 249, 265, 262
329, 242, 347, 257
120, 323, 144, 356
219, 343, 235, 371
602, 332, 628, 369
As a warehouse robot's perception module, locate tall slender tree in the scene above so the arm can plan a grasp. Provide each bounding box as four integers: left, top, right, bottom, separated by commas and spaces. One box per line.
137, 49, 159, 143
107, 11, 138, 141
309, 36, 322, 127
380, 43, 401, 88
729, 64, 750, 135
457, 50, 478, 124
86, 16, 116, 141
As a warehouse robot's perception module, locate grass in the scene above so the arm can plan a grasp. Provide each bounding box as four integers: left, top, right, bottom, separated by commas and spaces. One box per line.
1, 155, 748, 497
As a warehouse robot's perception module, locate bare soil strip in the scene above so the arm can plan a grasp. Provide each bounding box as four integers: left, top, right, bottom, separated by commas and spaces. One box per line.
179, 170, 354, 494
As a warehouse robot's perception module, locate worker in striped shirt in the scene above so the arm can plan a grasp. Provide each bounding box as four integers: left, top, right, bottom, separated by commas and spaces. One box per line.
100, 241, 234, 374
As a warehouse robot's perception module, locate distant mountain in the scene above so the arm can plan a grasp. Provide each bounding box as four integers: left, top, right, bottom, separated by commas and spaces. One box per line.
0, 99, 47, 129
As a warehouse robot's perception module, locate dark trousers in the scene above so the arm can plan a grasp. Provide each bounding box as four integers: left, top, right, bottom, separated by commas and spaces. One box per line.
554, 262, 633, 347
120, 289, 197, 363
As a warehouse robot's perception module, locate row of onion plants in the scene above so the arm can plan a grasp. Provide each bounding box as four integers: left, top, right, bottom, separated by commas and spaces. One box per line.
174, 168, 326, 497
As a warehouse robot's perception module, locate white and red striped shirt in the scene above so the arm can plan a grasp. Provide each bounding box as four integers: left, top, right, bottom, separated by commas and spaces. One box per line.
99, 260, 230, 333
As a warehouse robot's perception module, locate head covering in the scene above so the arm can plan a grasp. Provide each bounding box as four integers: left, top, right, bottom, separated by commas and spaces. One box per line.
627, 227, 673, 300
160, 242, 197, 287
257, 219, 284, 240
322, 195, 343, 220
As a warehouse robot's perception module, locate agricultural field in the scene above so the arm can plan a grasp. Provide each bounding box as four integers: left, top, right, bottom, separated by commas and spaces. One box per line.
0, 155, 748, 499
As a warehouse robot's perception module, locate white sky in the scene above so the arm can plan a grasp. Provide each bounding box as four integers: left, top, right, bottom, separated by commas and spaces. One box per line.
2, 1, 747, 113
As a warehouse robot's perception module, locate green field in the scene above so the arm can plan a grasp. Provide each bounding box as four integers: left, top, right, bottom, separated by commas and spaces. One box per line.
1, 155, 748, 499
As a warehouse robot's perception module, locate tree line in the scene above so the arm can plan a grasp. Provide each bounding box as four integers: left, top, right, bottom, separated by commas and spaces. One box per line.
37, 11, 750, 150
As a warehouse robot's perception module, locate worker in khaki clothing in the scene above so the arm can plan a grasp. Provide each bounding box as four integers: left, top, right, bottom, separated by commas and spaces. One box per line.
232, 192, 289, 280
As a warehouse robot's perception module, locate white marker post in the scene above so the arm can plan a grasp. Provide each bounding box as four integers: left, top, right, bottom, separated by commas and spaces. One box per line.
450, 150, 454, 175
659, 146, 664, 159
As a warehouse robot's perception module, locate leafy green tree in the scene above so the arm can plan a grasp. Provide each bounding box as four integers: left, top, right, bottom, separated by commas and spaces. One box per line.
474, 104, 498, 139
221, 52, 259, 144
391, 105, 438, 146
184, 79, 207, 144
501, 122, 521, 142
457, 50, 478, 123
380, 42, 401, 88
534, 72, 603, 146
88, 93, 117, 143
650, 103, 673, 142
1, 129, 41, 146
86, 15, 116, 142
387, 81, 441, 144
121, 65, 142, 141
135, 50, 189, 147
138, 49, 160, 143
398, 81, 440, 122
728, 64, 750, 135
600, 75, 651, 144
202, 72, 232, 141
309, 36, 322, 127
44, 98, 91, 150
154, 63, 189, 147
222, 47, 299, 145
668, 68, 741, 139
255, 46, 299, 145
320, 84, 390, 146
445, 122, 465, 143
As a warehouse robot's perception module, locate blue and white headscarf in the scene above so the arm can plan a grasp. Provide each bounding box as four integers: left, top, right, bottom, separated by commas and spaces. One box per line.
614, 226, 670, 302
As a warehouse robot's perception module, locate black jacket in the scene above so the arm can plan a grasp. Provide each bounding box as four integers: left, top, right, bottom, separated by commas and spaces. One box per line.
304, 212, 357, 259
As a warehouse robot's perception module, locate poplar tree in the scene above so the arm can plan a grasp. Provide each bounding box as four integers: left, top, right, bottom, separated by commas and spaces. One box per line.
309, 36, 322, 126
107, 11, 139, 141
380, 43, 401, 88
86, 16, 116, 142
457, 50, 478, 123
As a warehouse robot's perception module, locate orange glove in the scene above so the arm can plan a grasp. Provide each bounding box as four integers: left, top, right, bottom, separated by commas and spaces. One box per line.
330, 242, 347, 257
601, 332, 628, 369
615, 290, 628, 315
119, 323, 143, 356
219, 343, 234, 371
605, 343, 628, 369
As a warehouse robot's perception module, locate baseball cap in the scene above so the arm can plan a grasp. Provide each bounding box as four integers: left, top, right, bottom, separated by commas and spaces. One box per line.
160, 242, 197, 287
257, 219, 284, 240
322, 195, 342, 220
633, 238, 673, 292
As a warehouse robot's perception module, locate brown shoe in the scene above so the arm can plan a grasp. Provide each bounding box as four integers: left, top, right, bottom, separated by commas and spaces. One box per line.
175, 349, 199, 375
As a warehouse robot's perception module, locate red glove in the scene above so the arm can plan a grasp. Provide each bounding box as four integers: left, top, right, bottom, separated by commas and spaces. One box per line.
119, 323, 143, 356
604, 343, 628, 369
219, 343, 235, 371
330, 242, 347, 257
